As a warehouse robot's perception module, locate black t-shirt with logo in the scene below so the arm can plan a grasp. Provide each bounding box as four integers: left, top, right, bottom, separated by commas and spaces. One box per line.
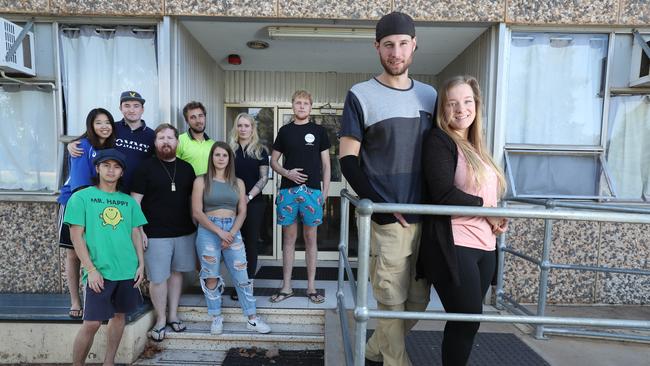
131, 156, 196, 238
273, 122, 331, 190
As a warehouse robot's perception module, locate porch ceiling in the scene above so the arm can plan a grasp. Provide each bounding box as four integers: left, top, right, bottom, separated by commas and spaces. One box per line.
181, 20, 488, 75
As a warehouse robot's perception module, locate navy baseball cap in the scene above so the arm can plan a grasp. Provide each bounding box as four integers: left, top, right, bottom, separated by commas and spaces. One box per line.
120, 90, 145, 105
375, 12, 416, 42
93, 148, 127, 170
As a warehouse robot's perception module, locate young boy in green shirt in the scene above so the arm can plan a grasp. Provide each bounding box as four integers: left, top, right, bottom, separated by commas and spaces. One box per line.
64, 148, 147, 366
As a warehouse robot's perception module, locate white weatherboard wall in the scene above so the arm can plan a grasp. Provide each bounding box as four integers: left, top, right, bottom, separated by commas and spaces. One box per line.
176, 23, 224, 140
224, 70, 437, 104
436, 27, 495, 151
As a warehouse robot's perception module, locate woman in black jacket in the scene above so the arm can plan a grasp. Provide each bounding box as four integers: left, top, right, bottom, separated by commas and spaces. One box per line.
417, 75, 508, 365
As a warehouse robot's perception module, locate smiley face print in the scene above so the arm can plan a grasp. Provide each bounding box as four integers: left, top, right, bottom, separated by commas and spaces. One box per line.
100, 206, 123, 229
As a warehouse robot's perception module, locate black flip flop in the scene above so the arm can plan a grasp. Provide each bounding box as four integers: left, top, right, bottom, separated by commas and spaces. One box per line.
68, 308, 83, 319
166, 321, 186, 332
148, 325, 166, 342
307, 292, 325, 304
269, 290, 294, 303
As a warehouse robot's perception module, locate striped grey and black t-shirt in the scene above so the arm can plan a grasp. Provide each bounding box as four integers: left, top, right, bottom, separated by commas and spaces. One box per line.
340, 77, 437, 223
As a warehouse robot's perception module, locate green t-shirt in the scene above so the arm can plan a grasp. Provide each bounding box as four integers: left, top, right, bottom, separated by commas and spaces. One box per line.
64, 186, 147, 282
176, 132, 215, 176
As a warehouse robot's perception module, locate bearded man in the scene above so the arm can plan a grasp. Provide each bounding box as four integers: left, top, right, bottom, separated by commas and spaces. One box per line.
338, 12, 438, 366
131, 123, 197, 341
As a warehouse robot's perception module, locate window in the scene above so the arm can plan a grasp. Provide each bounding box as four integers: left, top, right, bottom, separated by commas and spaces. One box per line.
0, 22, 59, 192
505, 150, 613, 199
504, 32, 614, 199
59, 25, 159, 135
606, 95, 650, 201
1, 22, 160, 194
0, 84, 57, 191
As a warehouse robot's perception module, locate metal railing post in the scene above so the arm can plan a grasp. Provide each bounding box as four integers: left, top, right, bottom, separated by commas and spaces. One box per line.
353, 199, 373, 366
535, 217, 554, 339
338, 194, 350, 301
337, 193, 354, 366
495, 202, 507, 310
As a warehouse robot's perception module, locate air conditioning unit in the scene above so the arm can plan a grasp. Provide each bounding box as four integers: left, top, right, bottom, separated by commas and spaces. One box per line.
630, 33, 650, 87
0, 17, 36, 76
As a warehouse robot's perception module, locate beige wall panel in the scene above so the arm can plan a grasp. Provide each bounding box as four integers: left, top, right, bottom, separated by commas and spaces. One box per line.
224, 70, 436, 104
619, 0, 650, 25
50, 0, 163, 16
0, 0, 48, 14
506, 0, 617, 24
176, 23, 223, 140
278, 0, 390, 19
0, 202, 61, 293
596, 223, 650, 304
166, 0, 275, 17
395, 0, 503, 22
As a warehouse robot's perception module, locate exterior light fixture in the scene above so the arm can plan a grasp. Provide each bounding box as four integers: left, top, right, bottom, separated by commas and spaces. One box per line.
246, 40, 269, 50
268, 26, 374, 40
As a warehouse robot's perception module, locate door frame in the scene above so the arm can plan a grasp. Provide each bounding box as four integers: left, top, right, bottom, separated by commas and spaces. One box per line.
224, 103, 352, 262
277, 107, 346, 261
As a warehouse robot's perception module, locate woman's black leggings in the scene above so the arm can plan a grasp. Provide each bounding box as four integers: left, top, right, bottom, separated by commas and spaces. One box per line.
240, 199, 266, 279
432, 246, 496, 366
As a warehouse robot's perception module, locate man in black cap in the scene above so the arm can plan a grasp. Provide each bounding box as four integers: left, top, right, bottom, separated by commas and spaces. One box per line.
64, 148, 147, 366
339, 11, 437, 366
69, 90, 155, 193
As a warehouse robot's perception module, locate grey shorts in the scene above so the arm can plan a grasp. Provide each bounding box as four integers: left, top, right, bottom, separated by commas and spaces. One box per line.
144, 232, 197, 284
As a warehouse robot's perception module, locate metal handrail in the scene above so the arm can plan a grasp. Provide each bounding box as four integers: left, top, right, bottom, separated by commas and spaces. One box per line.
508, 197, 650, 214
337, 189, 650, 366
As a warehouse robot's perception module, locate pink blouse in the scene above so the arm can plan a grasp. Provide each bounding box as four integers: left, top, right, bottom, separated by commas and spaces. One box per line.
451, 147, 499, 251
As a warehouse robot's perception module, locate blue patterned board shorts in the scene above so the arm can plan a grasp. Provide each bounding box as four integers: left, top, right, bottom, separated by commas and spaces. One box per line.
276, 185, 323, 227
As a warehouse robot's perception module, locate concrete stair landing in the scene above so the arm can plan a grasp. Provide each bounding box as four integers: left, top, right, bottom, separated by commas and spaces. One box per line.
135, 306, 326, 365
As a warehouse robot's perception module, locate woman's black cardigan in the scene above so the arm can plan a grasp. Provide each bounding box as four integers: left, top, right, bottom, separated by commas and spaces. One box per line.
416, 128, 484, 287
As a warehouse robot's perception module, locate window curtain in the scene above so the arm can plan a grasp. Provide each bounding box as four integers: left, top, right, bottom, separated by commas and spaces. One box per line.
607, 96, 650, 200
506, 33, 607, 145
60, 25, 159, 136
0, 85, 57, 190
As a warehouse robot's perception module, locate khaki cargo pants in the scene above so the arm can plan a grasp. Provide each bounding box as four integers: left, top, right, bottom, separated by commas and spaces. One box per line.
365, 221, 431, 366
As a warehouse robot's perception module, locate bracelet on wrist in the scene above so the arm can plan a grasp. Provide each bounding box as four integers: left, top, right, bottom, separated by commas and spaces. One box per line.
87, 267, 97, 274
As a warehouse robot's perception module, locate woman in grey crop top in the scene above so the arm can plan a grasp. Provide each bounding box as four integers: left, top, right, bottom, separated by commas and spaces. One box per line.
191, 142, 271, 335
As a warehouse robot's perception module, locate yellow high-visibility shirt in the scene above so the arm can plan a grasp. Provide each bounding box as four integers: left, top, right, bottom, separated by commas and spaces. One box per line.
176, 132, 215, 176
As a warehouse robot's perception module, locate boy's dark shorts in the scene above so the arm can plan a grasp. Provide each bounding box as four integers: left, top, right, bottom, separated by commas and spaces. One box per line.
83, 279, 142, 321
58, 204, 73, 249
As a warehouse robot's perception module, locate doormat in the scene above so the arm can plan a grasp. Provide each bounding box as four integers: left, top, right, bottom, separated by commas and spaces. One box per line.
255, 266, 357, 281
222, 347, 323, 366
367, 330, 550, 366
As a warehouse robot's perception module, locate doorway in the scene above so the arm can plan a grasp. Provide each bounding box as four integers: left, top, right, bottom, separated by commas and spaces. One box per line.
225, 105, 359, 262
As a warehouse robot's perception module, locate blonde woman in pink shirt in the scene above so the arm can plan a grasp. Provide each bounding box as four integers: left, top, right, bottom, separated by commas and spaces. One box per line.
417, 75, 508, 366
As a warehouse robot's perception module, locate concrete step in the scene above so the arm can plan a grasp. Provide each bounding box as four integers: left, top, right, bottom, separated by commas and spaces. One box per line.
134, 349, 227, 365
159, 320, 324, 351
177, 306, 326, 325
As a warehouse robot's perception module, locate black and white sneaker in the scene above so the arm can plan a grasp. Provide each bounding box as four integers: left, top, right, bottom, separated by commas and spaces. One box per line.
246, 316, 271, 334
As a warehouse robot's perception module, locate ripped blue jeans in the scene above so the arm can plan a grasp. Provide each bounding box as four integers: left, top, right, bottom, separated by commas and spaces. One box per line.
196, 216, 256, 317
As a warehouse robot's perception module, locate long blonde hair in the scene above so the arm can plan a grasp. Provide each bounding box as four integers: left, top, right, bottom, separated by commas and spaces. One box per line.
437, 75, 507, 197
204, 141, 239, 195
228, 113, 266, 160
